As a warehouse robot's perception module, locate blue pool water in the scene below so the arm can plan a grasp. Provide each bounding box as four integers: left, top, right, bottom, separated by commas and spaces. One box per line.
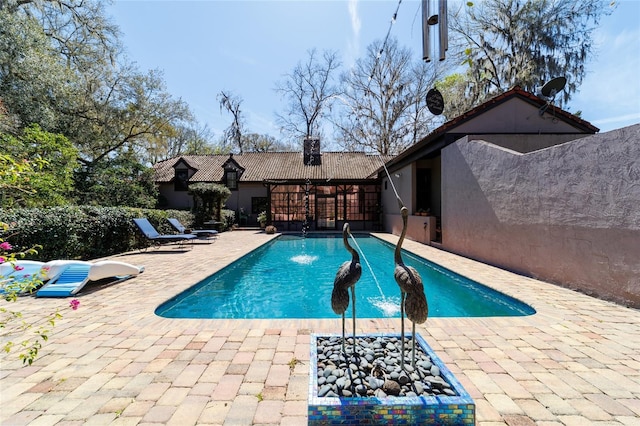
155, 234, 535, 319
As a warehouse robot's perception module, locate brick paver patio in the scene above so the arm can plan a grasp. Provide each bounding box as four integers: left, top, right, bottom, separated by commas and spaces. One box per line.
1, 230, 638, 425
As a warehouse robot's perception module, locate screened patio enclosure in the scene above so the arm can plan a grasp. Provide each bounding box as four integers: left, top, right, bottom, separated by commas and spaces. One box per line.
266, 182, 382, 232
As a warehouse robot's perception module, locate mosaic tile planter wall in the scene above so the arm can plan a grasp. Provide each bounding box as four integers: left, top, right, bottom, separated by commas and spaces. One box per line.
308, 333, 475, 425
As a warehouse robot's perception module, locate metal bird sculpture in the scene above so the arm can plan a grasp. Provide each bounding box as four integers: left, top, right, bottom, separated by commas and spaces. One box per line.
394, 204, 429, 368
331, 223, 362, 355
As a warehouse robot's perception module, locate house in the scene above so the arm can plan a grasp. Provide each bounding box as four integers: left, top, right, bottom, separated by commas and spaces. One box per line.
379, 86, 599, 244
378, 86, 639, 308
153, 139, 393, 231
154, 87, 639, 307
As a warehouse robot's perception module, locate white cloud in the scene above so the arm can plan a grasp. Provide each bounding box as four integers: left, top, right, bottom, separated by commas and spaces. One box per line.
349, 0, 361, 37
570, 2, 640, 131
592, 112, 640, 127
345, 0, 361, 68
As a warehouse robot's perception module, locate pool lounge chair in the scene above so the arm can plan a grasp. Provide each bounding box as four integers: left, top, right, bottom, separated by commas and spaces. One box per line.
133, 218, 197, 248
36, 260, 144, 298
167, 218, 218, 240
0, 260, 47, 295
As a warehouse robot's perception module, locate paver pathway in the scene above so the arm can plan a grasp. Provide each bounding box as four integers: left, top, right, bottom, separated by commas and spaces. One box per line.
1, 230, 638, 425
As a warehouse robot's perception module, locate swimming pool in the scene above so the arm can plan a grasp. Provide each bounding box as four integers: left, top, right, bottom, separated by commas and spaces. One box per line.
155, 234, 535, 319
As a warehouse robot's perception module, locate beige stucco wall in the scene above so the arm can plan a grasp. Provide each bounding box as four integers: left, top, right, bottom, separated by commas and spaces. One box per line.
441, 124, 640, 308
382, 161, 439, 245
385, 214, 437, 245
381, 164, 413, 214
227, 183, 268, 225
158, 183, 193, 209
158, 182, 268, 225
453, 97, 587, 133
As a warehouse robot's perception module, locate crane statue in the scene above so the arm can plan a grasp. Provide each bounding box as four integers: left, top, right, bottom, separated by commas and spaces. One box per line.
331, 223, 362, 355
394, 202, 429, 368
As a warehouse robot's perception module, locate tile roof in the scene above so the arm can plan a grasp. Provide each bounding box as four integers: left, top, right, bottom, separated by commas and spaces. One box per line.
154, 152, 394, 183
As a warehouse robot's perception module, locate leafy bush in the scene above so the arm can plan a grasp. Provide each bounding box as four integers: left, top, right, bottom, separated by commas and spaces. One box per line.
189, 183, 231, 226
0, 206, 194, 260
220, 209, 235, 232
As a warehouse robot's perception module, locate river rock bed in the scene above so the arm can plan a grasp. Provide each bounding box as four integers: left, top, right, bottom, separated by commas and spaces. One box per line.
315, 335, 459, 398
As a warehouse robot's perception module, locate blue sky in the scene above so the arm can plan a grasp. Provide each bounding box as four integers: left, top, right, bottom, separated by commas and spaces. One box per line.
108, 0, 640, 142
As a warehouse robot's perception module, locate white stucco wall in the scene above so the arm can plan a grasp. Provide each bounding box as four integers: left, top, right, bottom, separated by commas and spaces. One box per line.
441, 124, 640, 308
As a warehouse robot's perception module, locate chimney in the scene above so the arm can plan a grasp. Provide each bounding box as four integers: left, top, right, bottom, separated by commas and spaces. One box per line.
303, 137, 321, 165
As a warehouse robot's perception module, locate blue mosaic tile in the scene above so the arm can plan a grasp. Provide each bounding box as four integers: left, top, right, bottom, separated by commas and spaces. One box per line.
308, 333, 475, 425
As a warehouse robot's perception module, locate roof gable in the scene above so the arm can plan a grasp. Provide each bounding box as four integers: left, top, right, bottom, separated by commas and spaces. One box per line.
385, 86, 599, 169
172, 157, 197, 171
445, 87, 598, 134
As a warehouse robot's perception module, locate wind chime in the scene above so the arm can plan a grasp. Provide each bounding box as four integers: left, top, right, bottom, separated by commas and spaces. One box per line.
422, 0, 448, 116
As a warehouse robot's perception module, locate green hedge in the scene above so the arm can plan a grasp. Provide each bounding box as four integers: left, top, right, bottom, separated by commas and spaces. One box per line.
0, 206, 195, 260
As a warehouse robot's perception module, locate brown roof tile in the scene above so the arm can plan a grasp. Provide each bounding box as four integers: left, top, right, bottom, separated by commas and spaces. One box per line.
154, 152, 394, 183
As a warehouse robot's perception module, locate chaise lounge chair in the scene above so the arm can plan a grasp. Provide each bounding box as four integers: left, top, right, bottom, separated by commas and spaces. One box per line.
0, 260, 47, 295
133, 218, 198, 248
36, 260, 144, 298
167, 218, 218, 240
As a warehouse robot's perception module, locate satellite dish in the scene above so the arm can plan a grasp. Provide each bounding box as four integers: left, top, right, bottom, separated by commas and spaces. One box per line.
540, 76, 566, 99
538, 76, 566, 116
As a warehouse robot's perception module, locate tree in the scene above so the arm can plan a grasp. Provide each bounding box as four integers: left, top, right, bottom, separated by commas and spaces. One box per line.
152, 122, 217, 161
449, 0, 615, 108
67, 65, 194, 203
335, 38, 446, 155
275, 49, 341, 144
0, 124, 77, 207
69, 66, 193, 167
243, 133, 295, 153
0, 0, 121, 133
217, 91, 245, 154
73, 153, 158, 208
434, 73, 473, 121
0, 8, 80, 132
0, 0, 198, 206
0, 0, 120, 67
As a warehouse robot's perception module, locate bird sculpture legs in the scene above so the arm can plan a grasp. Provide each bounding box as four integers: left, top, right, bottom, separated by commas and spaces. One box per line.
412, 321, 417, 368
400, 291, 405, 369
341, 313, 346, 355
351, 286, 356, 356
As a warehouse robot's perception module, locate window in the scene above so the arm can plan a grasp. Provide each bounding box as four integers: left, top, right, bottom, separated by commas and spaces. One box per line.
225, 170, 238, 190
174, 169, 189, 191
251, 197, 268, 215
338, 184, 380, 221
270, 184, 314, 222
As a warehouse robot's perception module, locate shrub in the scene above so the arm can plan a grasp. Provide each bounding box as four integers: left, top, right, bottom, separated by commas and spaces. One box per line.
0, 206, 195, 260
220, 209, 235, 232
